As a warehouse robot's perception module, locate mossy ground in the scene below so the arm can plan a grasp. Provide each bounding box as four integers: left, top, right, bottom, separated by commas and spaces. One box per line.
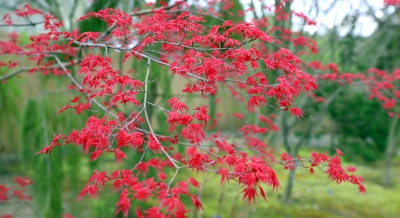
1, 148, 399, 218
189, 148, 400, 218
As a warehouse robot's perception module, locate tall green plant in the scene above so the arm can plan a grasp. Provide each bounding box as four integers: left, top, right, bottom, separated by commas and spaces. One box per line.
0, 75, 21, 156
20, 99, 63, 218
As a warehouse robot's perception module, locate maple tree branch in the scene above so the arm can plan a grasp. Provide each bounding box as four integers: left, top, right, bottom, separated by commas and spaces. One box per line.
129, 2, 185, 16
128, 69, 153, 171
160, 41, 242, 51
146, 102, 170, 113
200, 159, 319, 179
121, 106, 145, 131
52, 55, 119, 120
0, 68, 27, 82
167, 167, 181, 189
51, 56, 170, 159
381, 88, 400, 103
224, 78, 278, 88
52, 56, 82, 89
0, 62, 76, 82
0, 21, 45, 27
225, 81, 247, 98
142, 58, 179, 169
131, 8, 224, 21
97, 2, 185, 42
75, 40, 208, 82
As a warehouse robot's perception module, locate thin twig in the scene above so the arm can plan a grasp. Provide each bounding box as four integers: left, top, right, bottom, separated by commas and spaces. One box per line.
0, 21, 45, 27
142, 58, 179, 169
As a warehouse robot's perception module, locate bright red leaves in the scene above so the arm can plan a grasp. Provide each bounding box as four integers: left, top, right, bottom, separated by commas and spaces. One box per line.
0, 2, 372, 217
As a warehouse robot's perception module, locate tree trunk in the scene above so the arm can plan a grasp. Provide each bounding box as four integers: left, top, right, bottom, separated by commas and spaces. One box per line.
282, 167, 296, 204
383, 116, 399, 187
280, 89, 342, 203
280, 112, 295, 204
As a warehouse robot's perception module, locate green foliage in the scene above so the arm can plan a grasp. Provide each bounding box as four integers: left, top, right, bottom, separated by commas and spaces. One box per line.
328, 90, 390, 163
20, 99, 63, 218
19, 100, 40, 172
78, 0, 119, 33
220, 0, 244, 23
17, 31, 31, 46
0, 76, 21, 155
17, 76, 98, 216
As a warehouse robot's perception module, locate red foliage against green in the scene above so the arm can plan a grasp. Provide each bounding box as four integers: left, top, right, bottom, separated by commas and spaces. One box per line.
317, 67, 400, 117
0, 177, 74, 218
4, 0, 396, 217
0, 177, 33, 218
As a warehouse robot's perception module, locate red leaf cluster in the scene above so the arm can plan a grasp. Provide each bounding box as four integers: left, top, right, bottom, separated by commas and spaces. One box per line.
0, 1, 381, 217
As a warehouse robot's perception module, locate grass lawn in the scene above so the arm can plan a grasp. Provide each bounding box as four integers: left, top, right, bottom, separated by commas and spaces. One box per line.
187, 148, 400, 218
1, 147, 399, 218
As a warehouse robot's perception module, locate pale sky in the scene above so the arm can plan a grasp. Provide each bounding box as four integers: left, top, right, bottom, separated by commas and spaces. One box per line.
241, 0, 388, 36
180, 0, 390, 37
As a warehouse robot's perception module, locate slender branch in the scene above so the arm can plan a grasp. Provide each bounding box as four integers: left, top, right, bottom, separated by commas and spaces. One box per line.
142, 58, 179, 169
0, 62, 76, 82
0, 68, 26, 82
0, 21, 45, 27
